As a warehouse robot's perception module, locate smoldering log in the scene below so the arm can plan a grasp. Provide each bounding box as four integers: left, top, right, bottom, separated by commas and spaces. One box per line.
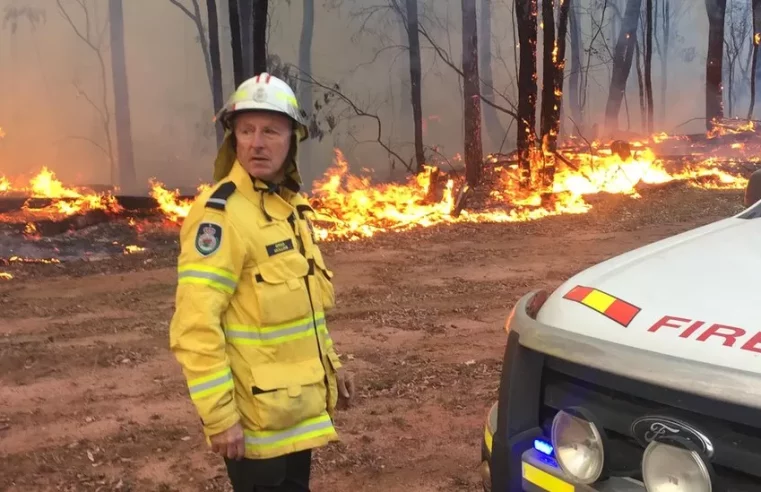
0, 195, 196, 214
0, 197, 29, 213
633, 180, 686, 194
451, 183, 473, 218
29, 210, 112, 237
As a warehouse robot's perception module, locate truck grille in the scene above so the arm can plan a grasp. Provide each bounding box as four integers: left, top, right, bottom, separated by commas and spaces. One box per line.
540, 356, 761, 490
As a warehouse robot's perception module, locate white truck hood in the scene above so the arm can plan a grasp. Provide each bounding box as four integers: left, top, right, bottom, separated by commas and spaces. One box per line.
537, 211, 761, 375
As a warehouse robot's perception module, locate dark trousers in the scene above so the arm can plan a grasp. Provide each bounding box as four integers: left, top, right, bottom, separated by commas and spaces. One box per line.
224, 449, 312, 492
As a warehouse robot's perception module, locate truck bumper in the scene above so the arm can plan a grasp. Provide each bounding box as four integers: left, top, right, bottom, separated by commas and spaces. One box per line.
482, 424, 645, 492
519, 448, 645, 492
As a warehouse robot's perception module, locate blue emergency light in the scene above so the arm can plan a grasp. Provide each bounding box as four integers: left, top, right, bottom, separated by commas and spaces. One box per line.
533, 438, 554, 457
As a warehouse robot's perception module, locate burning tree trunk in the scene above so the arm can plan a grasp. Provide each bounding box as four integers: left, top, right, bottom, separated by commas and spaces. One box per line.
749, 0, 761, 119
515, 0, 538, 188
604, 0, 642, 132
405, 0, 426, 173
461, 0, 483, 187
479, 0, 506, 150
705, 0, 726, 130
540, 0, 556, 144
229, 0, 245, 86
539, 0, 571, 186
568, 2, 583, 131
644, 0, 654, 133
252, 0, 268, 75
207, 0, 224, 146
108, 0, 136, 193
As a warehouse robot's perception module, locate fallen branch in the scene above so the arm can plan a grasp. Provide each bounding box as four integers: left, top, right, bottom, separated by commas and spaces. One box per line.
566, 116, 596, 155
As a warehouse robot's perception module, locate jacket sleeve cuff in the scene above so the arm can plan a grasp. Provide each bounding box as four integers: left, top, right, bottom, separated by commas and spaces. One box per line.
328, 350, 343, 371
202, 407, 241, 438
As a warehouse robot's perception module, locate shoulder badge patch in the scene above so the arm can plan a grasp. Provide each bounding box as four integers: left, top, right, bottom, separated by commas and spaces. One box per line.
195, 222, 223, 256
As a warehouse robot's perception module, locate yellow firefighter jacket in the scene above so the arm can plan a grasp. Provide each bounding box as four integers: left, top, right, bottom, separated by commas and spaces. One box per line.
169, 150, 342, 460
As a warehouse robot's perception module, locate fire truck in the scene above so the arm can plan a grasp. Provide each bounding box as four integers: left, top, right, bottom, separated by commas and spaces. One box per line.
479, 175, 761, 491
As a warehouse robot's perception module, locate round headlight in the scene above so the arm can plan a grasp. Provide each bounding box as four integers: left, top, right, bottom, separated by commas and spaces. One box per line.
642, 442, 712, 492
551, 410, 605, 484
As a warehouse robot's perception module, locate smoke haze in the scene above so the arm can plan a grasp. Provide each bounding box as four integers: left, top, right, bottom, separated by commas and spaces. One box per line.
0, 0, 745, 193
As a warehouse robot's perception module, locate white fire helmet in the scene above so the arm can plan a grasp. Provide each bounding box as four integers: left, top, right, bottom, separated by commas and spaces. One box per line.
215, 73, 309, 141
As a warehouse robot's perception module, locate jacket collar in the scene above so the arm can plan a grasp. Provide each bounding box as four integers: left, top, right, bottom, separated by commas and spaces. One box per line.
227, 160, 296, 222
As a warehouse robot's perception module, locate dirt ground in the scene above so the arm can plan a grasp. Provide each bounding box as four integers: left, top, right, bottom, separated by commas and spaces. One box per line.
0, 185, 746, 491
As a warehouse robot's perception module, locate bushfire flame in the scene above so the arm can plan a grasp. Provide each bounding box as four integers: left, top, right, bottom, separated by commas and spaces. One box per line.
148, 179, 206, 224
0, 125, 757, 246
307, 138, 751, 241
0, 166, 123, 219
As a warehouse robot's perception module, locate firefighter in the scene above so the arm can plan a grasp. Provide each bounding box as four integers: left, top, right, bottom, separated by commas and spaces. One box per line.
169, 73, 355, 492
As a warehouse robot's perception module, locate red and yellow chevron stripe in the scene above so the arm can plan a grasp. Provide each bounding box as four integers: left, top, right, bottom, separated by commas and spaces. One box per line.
563, 286, 641, 327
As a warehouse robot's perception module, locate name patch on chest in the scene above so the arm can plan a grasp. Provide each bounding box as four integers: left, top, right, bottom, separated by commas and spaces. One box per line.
266, 239, 295, 256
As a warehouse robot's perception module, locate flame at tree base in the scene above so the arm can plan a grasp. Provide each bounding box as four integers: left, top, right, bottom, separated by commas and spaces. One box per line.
308, 141, 752, 241
0, 126, 756, 246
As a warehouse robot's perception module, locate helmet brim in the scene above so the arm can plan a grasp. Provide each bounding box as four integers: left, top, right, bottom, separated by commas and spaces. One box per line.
215, 102, 309, 141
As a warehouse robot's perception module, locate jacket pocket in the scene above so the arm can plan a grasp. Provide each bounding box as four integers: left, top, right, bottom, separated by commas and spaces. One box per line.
249, 358, 327, 431
311, 249, 336, 312
254, 253, 311, 327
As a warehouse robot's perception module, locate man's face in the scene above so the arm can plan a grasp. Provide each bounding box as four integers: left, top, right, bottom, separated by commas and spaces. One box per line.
233, 112, 292, 182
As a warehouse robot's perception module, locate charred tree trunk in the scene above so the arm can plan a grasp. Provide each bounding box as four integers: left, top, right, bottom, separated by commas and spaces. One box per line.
604, 0, 642, 132
168, 0, 223, 145
705, 0, 727, 130
539, 0, 571, 185
660, 0, 670, 126
461, 0, 483, 187
299, 0, 314, 118
239, 0, 254, 77
749, 0, 761, 119
229, 0, 244, 86
635, 33, 646, 130
515, 0, 538, 188
549, 0, 573, 146
539, 0, 556, 141
610, 0, 620, 41
396, 18, 412, 138
252, 0, 268, 75
406, 0, 426, 174
645, 0, 654, 133
568, 2, 583, 131
207, 0, 224, 146
479, 0, 506, 150
108, 0, 136, 192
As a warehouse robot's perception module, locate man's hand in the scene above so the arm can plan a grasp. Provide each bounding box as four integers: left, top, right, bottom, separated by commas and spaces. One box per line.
209, 421, 245, 460
336, 368, 356, 410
